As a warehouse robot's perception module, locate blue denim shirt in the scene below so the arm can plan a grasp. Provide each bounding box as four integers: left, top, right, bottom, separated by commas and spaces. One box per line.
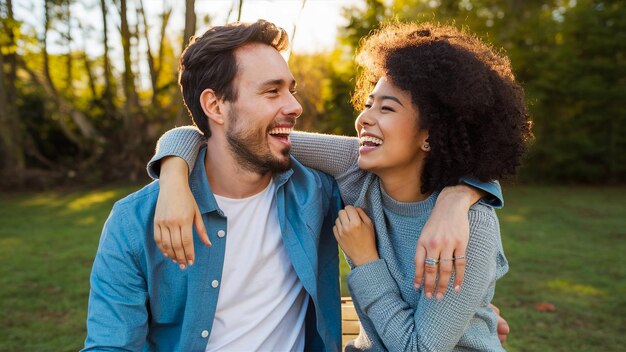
83, 147, 343, 352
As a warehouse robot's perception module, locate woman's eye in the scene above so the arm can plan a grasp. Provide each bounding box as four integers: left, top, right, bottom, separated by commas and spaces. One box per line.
364, 103, 372, 109
382, 106, 395, 112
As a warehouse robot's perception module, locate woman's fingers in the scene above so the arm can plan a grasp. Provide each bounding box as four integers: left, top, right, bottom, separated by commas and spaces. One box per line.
169, 226, 187, 269
193, 206, 211, 247
413, 245, 426, 289
181, 223, 194, 266
422, 247, 441, 299
452, 245, 468, 292
355, 207, 372, 226
435, 248, 454, 300
160, 226, 176, 261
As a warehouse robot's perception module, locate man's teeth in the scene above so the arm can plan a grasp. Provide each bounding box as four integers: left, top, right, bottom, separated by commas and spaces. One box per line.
360, 136, 383, 145
269, 127, 293, 135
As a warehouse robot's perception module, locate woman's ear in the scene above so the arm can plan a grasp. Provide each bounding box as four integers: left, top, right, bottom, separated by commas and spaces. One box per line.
419, 133, 431, 152
200, 89, 225, 125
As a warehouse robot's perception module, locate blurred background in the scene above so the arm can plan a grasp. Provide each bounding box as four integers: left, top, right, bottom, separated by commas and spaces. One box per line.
0, 0, 624, 351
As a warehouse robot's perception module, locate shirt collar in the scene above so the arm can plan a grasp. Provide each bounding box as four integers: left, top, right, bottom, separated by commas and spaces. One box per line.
189, 146, 295, 214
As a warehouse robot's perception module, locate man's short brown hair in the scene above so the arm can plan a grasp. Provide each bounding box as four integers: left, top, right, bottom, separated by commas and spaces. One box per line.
179, 20, 289, 137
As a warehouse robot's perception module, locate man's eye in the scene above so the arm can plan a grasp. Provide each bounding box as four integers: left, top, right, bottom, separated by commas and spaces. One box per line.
267, 89, 279, 94
364, 103, 372, 109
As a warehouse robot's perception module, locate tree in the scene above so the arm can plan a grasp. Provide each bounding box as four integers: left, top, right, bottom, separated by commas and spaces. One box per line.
0, 0, 25, 176
175, 0, 196, 126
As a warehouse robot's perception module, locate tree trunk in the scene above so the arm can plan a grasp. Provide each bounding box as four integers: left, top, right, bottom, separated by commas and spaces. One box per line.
100, 0, 114, 103
137, 0, 159, 106
175, 0, 196, 125
154, 2, 172, 107
42, 0, 58, 97
65, 0, 73, 97
0, 36, 25, 173
120, 0, 140, 132
78, 22, 97, 98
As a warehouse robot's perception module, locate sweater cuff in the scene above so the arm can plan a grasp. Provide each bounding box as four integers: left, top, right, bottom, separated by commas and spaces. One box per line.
347, 259, 399, 308
146, 127, 204, 180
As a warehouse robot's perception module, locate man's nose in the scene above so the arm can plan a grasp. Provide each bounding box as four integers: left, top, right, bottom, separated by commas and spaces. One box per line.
283, 94, 303, 119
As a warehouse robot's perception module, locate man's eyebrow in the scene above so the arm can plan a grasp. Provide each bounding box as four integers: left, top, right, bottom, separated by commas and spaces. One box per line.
368, 94, 404, 107
258, 79, 297, 89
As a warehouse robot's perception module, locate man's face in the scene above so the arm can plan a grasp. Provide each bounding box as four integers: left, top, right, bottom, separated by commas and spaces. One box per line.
224, 44, 302, 174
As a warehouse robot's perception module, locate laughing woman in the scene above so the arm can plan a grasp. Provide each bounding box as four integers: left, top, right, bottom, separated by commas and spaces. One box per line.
149, 23, 530, 351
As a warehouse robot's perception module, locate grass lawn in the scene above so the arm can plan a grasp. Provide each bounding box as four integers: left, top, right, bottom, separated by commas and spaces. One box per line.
0, 184, 624, 351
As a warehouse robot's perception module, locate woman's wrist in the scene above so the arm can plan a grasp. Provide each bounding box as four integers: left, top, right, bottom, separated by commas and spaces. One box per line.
160, 156, 190, 184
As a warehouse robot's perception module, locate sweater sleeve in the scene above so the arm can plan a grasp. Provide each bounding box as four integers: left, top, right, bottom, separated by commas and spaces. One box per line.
146, 126, 206, 179
347, 205, 505, 352
290, 131, 360, 177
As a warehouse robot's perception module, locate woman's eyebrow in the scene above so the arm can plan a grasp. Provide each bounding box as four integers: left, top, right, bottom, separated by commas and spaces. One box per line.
369, 94, 404, 107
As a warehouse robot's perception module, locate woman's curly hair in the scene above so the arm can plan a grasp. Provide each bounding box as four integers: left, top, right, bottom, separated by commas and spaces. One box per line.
354, 22, 532, 194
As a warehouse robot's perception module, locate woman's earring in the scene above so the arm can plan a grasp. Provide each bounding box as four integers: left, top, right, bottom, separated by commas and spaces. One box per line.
423, 143, 430, 151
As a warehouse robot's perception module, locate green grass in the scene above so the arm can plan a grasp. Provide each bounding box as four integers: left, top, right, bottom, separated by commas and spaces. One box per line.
0, 185, 624, 351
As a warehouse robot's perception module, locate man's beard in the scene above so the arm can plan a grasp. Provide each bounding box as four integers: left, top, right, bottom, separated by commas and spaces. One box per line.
226, 109, 292, 175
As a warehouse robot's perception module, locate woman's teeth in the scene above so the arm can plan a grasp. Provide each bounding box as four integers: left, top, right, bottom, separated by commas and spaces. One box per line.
360, 136, 383, 146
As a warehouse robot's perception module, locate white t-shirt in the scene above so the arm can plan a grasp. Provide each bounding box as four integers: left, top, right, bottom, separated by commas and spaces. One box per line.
205, 181, 308, 352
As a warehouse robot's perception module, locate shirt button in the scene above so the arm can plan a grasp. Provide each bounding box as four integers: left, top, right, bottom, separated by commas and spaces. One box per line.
217, 230, 226, 238
201, 330, 209, 338
211, 280, 219, 288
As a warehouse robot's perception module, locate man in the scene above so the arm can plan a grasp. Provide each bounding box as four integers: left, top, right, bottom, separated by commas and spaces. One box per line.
84, 20, 343, 351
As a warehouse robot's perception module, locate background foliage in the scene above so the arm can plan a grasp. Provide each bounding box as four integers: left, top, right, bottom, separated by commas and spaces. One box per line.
0, 0, 624, 189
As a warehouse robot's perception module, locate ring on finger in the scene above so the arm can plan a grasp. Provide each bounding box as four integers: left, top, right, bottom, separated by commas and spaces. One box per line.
424, 257, 439, 266
453, 255, 466, 261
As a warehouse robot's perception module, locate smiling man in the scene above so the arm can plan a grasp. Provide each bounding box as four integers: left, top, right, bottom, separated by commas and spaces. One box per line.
83, 20, 343, 351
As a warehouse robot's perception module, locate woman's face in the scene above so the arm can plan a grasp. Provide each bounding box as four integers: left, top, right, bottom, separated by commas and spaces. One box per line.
354, 77, 429, 175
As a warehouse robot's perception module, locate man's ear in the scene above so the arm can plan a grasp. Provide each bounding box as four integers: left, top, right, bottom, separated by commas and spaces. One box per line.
200, 89, 225, 125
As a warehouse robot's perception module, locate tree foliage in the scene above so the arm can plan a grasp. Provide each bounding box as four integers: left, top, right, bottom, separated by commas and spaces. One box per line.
0, 0, 623, 188
331, 0, 626, 183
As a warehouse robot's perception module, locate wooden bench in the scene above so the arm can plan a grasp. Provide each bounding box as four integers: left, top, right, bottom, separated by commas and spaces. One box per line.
341, 297, 361, 348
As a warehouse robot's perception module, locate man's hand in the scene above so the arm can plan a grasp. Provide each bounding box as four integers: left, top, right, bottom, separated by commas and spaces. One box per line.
414, 185, 483, 299
154, 157, 210, 269
490, 303, 510, 344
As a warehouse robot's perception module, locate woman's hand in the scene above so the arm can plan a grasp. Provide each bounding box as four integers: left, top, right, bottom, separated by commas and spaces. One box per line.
332, 206, 379, 267
414, 185, 483, 299
154, 157, 210, 269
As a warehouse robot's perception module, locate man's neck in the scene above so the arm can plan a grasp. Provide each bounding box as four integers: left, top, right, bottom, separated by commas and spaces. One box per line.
204, 139, 273, 199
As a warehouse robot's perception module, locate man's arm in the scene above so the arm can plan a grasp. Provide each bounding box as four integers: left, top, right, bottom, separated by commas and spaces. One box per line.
82, 204, 149, 351
414, 181, 503, 299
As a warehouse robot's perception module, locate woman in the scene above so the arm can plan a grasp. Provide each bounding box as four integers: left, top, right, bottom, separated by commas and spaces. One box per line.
151, 23, 529, 350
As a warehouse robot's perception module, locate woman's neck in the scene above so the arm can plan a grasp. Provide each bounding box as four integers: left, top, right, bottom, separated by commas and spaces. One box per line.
376, 163, 430, 203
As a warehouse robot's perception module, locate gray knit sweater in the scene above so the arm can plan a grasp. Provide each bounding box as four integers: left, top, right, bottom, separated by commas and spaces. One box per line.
147, 127, 508, 352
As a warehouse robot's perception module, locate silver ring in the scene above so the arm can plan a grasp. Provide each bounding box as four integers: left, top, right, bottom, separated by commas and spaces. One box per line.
424, 257, 439, 266
453, 255, 466, 260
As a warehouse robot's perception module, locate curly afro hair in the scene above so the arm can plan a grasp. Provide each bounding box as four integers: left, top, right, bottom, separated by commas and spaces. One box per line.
354, 22, 532, 194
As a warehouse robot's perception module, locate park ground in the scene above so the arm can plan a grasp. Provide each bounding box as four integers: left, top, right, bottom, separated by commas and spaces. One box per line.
1, 184, 625, 351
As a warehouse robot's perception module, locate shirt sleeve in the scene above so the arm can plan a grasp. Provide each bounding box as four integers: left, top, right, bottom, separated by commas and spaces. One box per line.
461, 178, 504, 208
146, 126, 206, 179
82, 204, 149, 351
347, 206, 504, 352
